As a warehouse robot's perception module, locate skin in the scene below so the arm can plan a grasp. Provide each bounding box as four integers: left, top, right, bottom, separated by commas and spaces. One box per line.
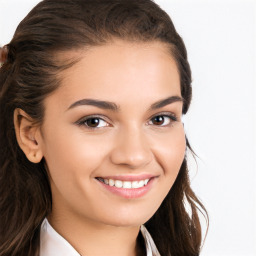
14, 40, 186, 256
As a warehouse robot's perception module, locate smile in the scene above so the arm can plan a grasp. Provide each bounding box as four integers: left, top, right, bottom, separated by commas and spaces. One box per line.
96, 178, 150, 189
95, 175, 156, 199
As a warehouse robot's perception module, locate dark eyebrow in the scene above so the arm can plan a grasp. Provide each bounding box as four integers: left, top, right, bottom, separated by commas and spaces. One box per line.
67, 96, 183, 112
149, 96, 184, 110
67, 99, 120, 111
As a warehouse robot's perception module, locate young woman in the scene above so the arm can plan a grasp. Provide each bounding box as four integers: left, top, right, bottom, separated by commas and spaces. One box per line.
0, 0, 208, 255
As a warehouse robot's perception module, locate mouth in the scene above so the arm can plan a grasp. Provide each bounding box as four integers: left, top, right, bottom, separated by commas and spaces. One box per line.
95, 177, 151, 189
95, 175, 157, 199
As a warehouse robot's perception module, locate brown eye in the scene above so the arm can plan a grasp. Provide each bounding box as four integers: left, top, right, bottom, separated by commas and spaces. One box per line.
149, 114, 177, 127
152, 116, 165, 125
77, 116, 110, 129
86, 118, 100, 127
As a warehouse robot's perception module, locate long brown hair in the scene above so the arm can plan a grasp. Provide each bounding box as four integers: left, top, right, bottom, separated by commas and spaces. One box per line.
0, 0, 208, 255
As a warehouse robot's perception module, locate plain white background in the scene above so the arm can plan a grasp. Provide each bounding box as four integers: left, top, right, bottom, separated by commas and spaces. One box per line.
0, 0, 255, 255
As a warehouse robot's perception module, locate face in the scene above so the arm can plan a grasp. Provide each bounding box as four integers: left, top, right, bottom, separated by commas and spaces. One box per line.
39, 40, 186, 227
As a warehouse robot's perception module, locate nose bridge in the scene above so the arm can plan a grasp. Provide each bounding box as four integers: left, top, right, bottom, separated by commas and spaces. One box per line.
110, 124, 153, 168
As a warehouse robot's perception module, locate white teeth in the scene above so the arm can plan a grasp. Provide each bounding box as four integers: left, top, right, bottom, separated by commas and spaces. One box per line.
109, 179, 115, 186
138, 180, 144, 187
123, 181, 132, 188
115, 180, 123, 188
98, 177, 151, 189
132, 181, 139, 188
144, 179, 149, 185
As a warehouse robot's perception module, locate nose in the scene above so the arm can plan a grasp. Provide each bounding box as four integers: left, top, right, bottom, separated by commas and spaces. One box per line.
110, 127, 153, 169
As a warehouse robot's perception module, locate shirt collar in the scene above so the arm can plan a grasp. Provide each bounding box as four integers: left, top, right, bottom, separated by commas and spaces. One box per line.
40, 218, 161, 256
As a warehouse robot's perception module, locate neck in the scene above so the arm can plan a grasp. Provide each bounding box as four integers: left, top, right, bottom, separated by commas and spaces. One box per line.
47, 213, 142, 256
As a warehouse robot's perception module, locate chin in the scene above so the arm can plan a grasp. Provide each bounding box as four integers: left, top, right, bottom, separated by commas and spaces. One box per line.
95, 206, 157, 228
102, 217, 147, 228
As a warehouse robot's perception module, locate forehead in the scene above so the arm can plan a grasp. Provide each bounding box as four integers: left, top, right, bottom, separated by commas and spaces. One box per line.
48, 40, 181, 109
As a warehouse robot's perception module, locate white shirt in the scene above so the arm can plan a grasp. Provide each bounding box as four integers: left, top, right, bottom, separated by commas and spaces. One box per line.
40, 218, 161, 256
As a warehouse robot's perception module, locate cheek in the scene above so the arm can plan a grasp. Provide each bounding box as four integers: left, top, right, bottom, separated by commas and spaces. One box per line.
153, 125, 185, 163
41, 126, 114, 214
151, 125, 186, 187
42, 128, 112, 180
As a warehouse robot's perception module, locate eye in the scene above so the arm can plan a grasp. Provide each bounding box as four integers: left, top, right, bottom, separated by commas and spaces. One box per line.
148, 114, 177, 126
76, 116, 110, 129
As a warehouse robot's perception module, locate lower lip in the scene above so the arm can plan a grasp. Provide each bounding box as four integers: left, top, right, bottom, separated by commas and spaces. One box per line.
96, 178, 155, 199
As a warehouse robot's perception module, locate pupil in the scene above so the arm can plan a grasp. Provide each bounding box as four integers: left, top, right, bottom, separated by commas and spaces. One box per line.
153, 116, 164, 125
87, 118, 99, 127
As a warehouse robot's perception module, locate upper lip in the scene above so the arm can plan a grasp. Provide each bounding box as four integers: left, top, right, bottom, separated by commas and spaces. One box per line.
96, 174, 158, 181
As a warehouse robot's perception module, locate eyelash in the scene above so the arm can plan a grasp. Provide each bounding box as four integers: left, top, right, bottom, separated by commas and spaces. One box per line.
76, 112, 178, 130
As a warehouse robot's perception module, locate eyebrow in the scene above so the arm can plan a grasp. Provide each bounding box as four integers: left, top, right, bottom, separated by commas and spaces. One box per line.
150, 96, 184, 110
67, 98, 119, 111
67, 96, 184, 112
